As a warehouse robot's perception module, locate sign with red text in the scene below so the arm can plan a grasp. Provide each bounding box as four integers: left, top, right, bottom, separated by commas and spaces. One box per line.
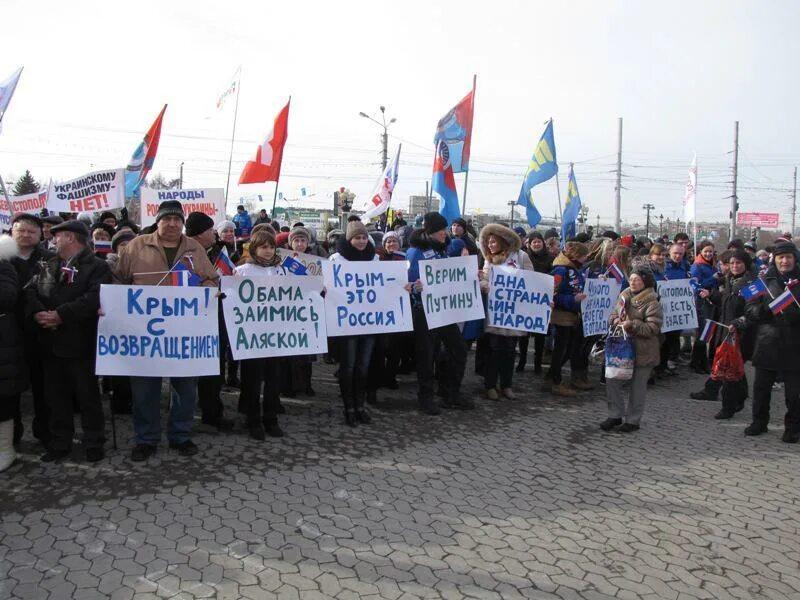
140, 187, 225, 227
0, 190, 48, 227
48, 169, 125, 213
736, 212, 779, 228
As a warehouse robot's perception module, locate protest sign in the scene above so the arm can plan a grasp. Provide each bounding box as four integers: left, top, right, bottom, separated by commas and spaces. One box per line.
322, 260, 412, 336
0, 190, 48, 227
48, 169, 125, 213
96, 284, 219, 376
487, 265, 553, 333
657, 279, 698, 332
582, 277, 622, 336
276, 248, 325, 277
421, 255, 483, 329
140, 188, 225, 227
221, 275, 327, 359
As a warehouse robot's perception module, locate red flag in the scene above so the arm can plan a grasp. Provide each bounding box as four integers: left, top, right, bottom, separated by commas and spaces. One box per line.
239, 100, 290, 184
125, 104, 167, 197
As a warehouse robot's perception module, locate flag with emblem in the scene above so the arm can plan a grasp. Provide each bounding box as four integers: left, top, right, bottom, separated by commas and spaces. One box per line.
432, 140, 461, 224
125, 104, 168, 198
433, 78, 475, 173
560, 164, 581, 243
362, 144, 401, 220
239, 99, 290, 184
739, 278, 768, 302
516, 120, 558, 227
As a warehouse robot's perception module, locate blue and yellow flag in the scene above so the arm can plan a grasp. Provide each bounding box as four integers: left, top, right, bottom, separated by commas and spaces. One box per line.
516, 120, 558, 226
560, 165, 581, 242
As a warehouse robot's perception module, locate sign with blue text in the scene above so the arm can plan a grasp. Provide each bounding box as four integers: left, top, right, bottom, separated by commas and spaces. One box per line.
657, 279, 698, 333
140, 187, 225, 227
220, 275, 327, 359
421, 255, 484, 329
96, 285, 220, 376
322, 260, 412, 336
582, 277, 622, 337
488, 265, 553, 333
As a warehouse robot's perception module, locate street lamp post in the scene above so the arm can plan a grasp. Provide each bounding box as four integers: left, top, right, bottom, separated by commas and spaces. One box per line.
359, 106, 396, 170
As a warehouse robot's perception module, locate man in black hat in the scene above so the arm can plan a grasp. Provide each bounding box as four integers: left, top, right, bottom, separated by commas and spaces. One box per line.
10, 213, 54, 447
25, 219, 111, 462
405, 212, 471, 414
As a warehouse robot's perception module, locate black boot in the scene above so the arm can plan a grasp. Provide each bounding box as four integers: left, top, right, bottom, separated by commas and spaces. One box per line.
344, 410, 358, 427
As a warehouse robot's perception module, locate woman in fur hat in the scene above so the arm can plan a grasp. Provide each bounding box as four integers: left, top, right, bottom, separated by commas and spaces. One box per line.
601, 265, 663, 432
478, 224, 534, 400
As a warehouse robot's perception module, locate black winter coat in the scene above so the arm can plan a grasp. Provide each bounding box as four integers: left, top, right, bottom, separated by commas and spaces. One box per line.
11, 245, 54, 332
526, 247, 553, 274
745, 265, 800, 371
26, 246, 112, 359
0, 260, 27, 395
712, 271, 755, 361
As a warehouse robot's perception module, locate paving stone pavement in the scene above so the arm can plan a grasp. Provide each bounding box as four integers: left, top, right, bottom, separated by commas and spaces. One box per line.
1, 358, 799, 600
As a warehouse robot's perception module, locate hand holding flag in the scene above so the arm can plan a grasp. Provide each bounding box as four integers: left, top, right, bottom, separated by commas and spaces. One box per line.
739, 278, 768, 302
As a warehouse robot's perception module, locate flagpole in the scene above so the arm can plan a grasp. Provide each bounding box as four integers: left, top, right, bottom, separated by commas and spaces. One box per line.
224, 66, 242, 205
0, 174, 15, 221
460, 74, 477, 217
548, 117, 563, 223
271, 96, 290, 220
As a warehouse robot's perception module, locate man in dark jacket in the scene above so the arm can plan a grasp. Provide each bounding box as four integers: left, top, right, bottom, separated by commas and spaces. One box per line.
26, 220, 111, 462
10, 213, 53, 447
744, 241, 800, 442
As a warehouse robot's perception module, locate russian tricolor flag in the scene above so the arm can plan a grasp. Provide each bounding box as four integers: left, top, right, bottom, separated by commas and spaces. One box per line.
94, 240, 112, 255
608, 262, 626, 284
769, 288, 797, 315
169, 262, 201, 286
214, 246, 235, 276
699, 320, 718, 343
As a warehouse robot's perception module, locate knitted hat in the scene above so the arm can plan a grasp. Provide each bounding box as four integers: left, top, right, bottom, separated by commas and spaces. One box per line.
630, 264, 656, 289
513, 226, 527, 238
382, 230, 400, 246
423, 211, 447, 235
451, 217, 468, 230
327, 228, 344, 242
111, 229, 136, 252
346, 220, 368, 241
215, 219, 235, 234
620, 234, 635, 248
288, 226, 311, 246
185, 212, 214, 237
772, 240, 797, 257
155, 200, 185, 223
275, 231, 290, 248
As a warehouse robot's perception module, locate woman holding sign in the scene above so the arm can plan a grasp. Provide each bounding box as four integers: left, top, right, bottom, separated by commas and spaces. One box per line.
234, 230, 287, 440
330, 221, 380, 427
602, 265, 663, 432
479, 224, 533, 400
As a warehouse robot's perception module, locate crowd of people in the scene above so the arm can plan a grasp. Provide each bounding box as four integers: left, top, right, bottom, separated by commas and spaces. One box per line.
0, 201, 798, 472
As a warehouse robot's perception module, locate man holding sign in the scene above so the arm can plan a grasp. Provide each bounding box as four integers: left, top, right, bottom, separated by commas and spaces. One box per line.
113, 200, 219, 462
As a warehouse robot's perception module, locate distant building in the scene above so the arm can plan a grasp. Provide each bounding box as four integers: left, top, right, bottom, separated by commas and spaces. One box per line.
408, 195, 430, 217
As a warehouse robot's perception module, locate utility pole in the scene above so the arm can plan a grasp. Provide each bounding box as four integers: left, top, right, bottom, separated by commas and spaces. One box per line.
614, 117, 623, 233
178, 162, 184, 190
658, 213, 664, 237
642, 203, 655, 238
596, 214, 600, 231
730, 121, 739, 241
359, 106, 396, 170
792, 166, 797, 239
508, 201, 516, 228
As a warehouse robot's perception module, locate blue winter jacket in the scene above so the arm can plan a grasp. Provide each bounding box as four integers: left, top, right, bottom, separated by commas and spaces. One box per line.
551, 253, 585, 314
663, 258, 689, 280
232, 211, 253, 236
690, 256, 719, 290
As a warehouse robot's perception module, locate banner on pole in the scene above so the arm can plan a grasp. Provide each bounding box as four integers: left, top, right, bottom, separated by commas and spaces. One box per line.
487, 265, 553, 333
48, 169, 126, 214
220, 275, 327, 360
276, 248, 325, 277
322, 260, 412, 336
140, 188, 225, 227
0, 190, 48, 227
421, 255, 484, 329
657, 280, 698, 333
582, 277, 622, 337
96, 285, 219, 376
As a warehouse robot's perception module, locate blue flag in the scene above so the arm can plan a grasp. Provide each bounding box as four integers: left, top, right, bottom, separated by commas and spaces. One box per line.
432, 140, 461, 224
740, 278, 768, 302
560, 166, 581, 242
516, 120, 558, 226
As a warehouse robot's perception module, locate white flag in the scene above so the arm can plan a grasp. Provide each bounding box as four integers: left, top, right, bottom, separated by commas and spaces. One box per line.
0, 67, 23, 133
216, 66, 241, 110
361, 144, 401, 220
683, 153, 697, 225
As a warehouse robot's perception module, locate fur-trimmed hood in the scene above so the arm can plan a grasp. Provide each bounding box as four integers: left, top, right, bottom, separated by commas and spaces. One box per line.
479, 223, 521, 261
0, 235, 18, 261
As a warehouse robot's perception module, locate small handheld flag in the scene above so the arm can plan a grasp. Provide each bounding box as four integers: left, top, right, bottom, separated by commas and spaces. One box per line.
281, 254, 307, 275
607, 262, 626, 284
699, 320, 718, 344
769, 288, 796, 315
179, 255, 195, 271
169, 261, 201, 287
93, 241, 112, 255
739, 278, 768, 302
60, 265, 78, 284
214, 246, 235, 276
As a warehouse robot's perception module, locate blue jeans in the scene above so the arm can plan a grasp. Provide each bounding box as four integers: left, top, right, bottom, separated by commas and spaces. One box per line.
130, 377, 197, 445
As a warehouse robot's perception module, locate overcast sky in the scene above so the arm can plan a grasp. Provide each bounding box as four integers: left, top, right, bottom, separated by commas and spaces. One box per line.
1, 0, 798, 229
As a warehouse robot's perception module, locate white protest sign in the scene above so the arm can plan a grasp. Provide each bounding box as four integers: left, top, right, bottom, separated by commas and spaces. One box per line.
48, 169, 125, 213
96, 285, 220, 377
322, 260, 412, 337
276, 248, 325, 277
221, 275, 327, 359
0, 190, 48, 228
487, 265, 553, 333
582, 277, 622, 337
421, 255, 483, 329
140, 188, 226, 227
657, 279, 698, 333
